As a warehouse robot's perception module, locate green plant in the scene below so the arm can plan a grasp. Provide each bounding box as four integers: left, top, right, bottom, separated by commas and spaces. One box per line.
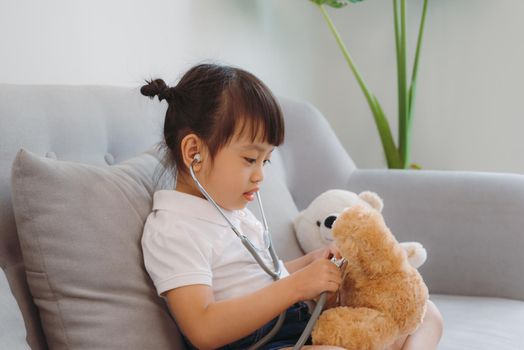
310, 0, 429, 169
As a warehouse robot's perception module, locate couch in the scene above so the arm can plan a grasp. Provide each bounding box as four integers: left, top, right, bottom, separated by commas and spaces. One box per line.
1, 84, 523, 350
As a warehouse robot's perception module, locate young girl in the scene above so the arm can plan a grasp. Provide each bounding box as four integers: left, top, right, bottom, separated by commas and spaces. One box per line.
140, 63, 443, 350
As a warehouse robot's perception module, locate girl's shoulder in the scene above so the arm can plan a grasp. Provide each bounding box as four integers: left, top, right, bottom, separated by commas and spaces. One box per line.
142, 211, 216, 256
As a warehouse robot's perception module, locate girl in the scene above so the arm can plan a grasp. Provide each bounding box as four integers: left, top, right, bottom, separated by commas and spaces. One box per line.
141, 63, 443, 350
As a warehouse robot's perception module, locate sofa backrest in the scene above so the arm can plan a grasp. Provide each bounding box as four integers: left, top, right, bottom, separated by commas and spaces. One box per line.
0, 85, 170, 349
0, 84, 356, 349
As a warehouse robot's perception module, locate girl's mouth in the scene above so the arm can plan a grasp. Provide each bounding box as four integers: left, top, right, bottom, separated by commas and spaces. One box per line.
243, 192, 255, 201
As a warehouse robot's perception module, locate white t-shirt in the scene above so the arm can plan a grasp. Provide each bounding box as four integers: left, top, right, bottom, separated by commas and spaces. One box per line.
141, 190, 290, 301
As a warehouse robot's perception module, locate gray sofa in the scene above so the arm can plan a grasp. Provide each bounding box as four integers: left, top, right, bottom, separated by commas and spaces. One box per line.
1, 84, 523, 350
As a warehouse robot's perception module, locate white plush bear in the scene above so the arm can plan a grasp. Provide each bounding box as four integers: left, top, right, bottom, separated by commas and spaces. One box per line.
294, 189, 427, 268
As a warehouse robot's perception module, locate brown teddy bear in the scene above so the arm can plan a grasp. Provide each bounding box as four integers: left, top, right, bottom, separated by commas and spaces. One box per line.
311, 198, 429, 350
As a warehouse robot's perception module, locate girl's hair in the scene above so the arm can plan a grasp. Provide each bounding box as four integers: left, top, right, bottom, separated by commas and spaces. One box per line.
141, 63, 285, 180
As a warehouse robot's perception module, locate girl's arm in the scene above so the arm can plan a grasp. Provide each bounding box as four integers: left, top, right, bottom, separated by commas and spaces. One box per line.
165, 258, 342, 350
284, 254, 312, 273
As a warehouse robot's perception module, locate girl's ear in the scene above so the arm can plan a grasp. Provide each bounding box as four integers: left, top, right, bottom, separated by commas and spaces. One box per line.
180, 133, 205, 171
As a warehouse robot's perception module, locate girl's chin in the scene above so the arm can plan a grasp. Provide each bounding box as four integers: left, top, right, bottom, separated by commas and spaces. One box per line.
220, 200, 247, 211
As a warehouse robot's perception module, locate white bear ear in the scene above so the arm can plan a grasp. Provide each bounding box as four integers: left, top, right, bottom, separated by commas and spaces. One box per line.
293, 210, 306, 231
359, 191, 384, 212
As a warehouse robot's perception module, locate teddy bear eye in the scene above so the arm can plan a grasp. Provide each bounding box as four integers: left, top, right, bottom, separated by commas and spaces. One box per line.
316, 220, 321, 227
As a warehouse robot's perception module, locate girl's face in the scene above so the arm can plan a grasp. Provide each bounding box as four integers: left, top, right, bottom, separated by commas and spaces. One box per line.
196, 129, 275, 211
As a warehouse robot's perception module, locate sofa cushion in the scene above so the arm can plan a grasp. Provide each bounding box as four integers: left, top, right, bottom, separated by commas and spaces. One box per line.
10, 148, 185, 350
431, 294, 524, 349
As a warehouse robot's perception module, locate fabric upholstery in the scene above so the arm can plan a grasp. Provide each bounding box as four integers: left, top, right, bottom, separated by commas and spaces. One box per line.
10, 148, 186, 350
432, 294, 524, 349
276, 99, 356, 210
0, 269, 30, 350
348, 169, 524, 301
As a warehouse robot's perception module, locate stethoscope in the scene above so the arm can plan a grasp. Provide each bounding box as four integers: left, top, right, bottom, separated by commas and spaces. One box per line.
189, 153, 343, 350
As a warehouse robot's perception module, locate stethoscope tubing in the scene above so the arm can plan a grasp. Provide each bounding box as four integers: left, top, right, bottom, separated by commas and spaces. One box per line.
188, 157, 329, 350
189, 158, 281, 279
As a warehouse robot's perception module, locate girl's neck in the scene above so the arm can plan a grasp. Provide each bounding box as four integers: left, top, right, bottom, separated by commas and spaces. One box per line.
174, 174, 206, 200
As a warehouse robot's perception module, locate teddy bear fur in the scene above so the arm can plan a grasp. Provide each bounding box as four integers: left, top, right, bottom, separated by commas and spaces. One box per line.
294, 189, 427, 269
311, 202, 429, 350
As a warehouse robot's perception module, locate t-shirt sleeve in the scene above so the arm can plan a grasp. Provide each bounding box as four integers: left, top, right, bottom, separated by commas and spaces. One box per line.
141, 222, 213, 296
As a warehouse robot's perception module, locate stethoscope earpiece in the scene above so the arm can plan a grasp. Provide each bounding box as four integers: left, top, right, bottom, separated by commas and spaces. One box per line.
193, 153, 202, 163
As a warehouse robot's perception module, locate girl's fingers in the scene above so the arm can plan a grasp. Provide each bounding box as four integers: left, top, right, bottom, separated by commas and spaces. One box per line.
327, 243, 342, 259
332, 274, 342, 285
326, 268, 342, 282
328, 281, 341, 292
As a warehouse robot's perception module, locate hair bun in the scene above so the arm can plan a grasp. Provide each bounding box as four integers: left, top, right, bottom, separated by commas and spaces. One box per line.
140, 78, 172, 102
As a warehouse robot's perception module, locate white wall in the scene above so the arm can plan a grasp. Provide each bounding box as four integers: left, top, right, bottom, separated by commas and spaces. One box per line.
1, 0, 523, 174
307, 0, 524, 173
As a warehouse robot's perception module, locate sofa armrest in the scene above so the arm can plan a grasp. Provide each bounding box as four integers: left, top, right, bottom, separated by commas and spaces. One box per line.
347, 168, 524, 301
0, 269, 31, 350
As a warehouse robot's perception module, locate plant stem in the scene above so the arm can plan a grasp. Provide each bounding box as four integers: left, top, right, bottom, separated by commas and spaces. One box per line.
394, 0, 409, 168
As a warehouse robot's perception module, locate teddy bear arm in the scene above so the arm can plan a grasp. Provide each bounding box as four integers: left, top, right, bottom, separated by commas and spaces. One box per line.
399, 241, 427, 269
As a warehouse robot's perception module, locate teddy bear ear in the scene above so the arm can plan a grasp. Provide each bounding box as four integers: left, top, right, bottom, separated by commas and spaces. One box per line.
293, 210, 306, 231
359, 191, 384, 212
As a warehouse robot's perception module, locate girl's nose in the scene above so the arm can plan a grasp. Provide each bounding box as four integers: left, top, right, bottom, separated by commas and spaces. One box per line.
250, 163, 264, 183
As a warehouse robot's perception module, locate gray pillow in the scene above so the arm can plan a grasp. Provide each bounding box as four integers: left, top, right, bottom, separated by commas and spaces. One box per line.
10, 149, 185, 350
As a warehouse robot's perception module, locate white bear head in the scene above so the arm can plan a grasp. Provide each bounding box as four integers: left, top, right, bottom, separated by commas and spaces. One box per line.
293, 190, 383, 253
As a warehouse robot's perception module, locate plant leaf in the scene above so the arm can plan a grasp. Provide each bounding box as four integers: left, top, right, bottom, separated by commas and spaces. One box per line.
408, 0, 429, 124
309, 0, 364, 8
370, 96, 403, 168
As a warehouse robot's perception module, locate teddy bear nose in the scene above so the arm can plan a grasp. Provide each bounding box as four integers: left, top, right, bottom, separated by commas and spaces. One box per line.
324, 215, 337, 229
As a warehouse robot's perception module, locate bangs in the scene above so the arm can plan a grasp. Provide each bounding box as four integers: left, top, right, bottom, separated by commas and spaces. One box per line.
214, 74, 285, 149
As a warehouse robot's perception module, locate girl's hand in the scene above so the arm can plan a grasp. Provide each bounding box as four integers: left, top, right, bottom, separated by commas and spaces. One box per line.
307, 242, 342, 264
290, 257, 343, 301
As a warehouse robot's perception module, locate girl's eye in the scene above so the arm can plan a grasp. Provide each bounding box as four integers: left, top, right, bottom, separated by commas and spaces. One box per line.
244, 158, 272, 166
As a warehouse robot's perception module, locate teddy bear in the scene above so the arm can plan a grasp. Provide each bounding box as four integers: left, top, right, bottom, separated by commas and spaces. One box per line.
294, 189, 427, 269
300, 191, 429, 350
